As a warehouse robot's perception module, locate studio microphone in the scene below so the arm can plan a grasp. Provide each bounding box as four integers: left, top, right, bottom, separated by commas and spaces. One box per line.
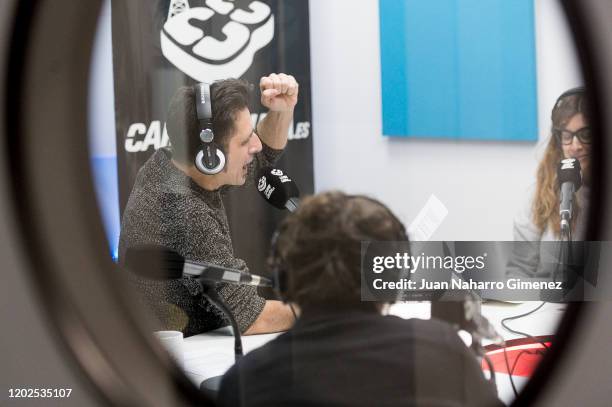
557, 158, 582, 233
124, 245, 273, 287
256, 166, 300, 212
126, 245, 252, 367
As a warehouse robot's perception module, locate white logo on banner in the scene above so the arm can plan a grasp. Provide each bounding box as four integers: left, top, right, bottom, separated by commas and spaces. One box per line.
252, 113, 311, 141
124, 113, 310, 154
125, 121, 171, 153
161, 0, 275, 81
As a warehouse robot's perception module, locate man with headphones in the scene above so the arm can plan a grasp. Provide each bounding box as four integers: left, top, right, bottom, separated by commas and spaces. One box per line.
218, 191, 501, 406
118, 74, 298, 336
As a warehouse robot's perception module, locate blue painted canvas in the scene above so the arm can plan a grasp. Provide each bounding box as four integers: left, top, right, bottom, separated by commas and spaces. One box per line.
380, 0, 538, 141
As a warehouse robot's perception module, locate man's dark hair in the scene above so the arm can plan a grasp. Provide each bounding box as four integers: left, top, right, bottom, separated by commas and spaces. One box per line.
165, 79, 252, 165
272, 191, 407, 311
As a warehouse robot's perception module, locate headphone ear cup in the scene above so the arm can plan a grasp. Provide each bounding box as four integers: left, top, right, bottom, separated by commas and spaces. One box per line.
271, 250, 289, 302
273, 265, 289, 303
195, 146, 226, 175
194, 83, 225, 175
269, 231, 289, 302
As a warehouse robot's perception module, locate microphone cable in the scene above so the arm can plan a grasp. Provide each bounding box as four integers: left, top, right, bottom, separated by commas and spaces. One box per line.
482, 353, 497, 389
500, 301, 549, 348
502, 209, 571, 394
500, 301, 550, 397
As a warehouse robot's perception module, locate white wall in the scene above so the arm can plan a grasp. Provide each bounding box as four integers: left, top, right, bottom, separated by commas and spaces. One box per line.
309, 0, 582, 240
89, 0, 116, 157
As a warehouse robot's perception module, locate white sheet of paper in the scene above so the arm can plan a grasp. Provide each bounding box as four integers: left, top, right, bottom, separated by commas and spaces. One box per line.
407, 194, 448, 241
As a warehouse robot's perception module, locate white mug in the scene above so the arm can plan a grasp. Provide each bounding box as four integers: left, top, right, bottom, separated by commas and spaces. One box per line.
153, 330, 184, 367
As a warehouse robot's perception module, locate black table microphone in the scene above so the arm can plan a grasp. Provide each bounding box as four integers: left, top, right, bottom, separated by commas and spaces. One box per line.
124, 245, 273, 287
256, 167, 300, 212
557, 157, 582, 233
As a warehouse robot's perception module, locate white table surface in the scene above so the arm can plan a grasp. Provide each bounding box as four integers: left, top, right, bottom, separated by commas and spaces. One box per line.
182, 301, 566, 404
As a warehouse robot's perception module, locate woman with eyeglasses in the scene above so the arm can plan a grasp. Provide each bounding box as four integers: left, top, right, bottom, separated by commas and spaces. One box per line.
507, 87, 591, 280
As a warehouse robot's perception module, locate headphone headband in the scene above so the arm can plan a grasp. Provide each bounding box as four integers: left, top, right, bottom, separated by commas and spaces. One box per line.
554, 86, 586, 110
195, 83, 213, 132
194, 82, 225, 175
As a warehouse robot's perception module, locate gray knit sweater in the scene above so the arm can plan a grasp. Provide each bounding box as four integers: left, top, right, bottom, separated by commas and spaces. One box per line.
118, 145, 282, 336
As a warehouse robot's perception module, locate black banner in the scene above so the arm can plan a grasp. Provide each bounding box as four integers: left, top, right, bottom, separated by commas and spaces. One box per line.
111, 0, 313, 277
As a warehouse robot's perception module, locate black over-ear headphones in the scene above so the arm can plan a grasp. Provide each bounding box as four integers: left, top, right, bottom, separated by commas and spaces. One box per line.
194, 82, 226, 175
268, 195, 409, 303
553, 86, 586, 112
269, 230, 288, 302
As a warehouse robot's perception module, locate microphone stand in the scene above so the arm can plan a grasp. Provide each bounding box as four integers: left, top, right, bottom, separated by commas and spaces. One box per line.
198, 282, 243, 399
558, 216, 573, 296
198, 282, 243, 361
431, 291, 502, 390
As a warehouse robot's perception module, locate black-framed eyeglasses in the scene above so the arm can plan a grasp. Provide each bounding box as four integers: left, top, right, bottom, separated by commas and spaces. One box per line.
553, 127, 592, 145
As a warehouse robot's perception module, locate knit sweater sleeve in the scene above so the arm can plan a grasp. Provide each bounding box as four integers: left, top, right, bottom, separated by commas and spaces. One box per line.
244, 143, 284, 186
174, 196, 266, 333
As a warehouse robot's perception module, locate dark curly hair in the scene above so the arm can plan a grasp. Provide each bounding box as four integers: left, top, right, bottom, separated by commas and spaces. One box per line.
272, 191, 408, 311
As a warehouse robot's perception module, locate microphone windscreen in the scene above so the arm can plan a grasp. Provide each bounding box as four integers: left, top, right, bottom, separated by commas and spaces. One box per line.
256, 167, 300, 210
557, 158, 582, 190
123, 245, 185, 280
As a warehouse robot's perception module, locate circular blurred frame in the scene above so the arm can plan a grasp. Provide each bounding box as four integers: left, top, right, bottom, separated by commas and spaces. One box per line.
3, 0, 611, 406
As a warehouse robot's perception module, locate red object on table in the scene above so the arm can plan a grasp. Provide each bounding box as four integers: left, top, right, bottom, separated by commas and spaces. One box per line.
482, 336, 553, 378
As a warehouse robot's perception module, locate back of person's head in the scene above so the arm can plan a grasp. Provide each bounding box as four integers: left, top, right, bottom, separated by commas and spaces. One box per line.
165, 79, 251, 165
272, 191, 407, 312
